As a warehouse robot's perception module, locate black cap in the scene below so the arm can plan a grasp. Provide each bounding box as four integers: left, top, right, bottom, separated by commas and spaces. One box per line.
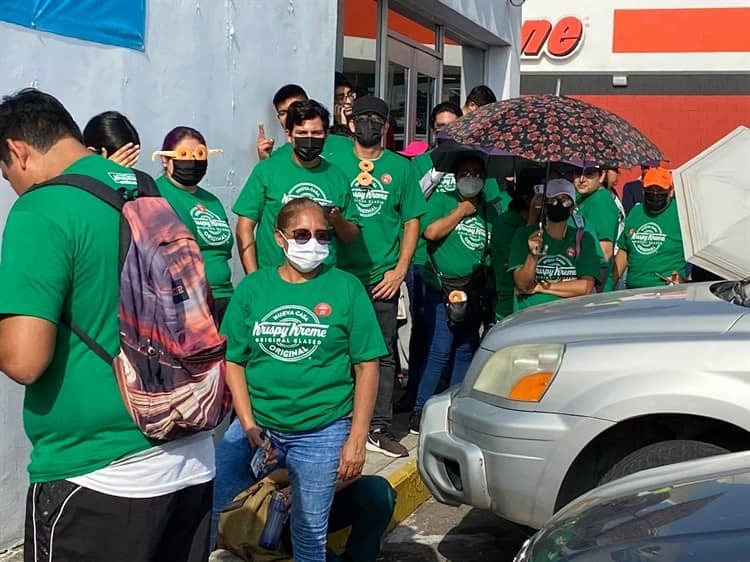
352, 96, 389, 120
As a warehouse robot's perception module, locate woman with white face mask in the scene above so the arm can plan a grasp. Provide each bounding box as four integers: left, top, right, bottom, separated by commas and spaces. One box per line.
215, 197, 386, 562
408, 155, 498, 435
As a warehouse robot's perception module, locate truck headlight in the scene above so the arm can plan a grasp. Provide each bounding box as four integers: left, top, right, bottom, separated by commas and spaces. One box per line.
473, 344, 564, 402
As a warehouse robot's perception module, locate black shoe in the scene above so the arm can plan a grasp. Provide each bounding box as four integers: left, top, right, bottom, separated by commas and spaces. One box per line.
409, 410, 422, 435
366, 429, 409, 458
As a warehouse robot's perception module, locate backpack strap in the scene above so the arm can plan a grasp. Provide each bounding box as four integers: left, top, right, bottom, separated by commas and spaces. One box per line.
27, 170, 157, 366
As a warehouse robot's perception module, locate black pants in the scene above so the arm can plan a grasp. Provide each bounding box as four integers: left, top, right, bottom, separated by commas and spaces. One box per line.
25, 480, 212, 562
367, 287, 399, 433
211, 296, 231, 328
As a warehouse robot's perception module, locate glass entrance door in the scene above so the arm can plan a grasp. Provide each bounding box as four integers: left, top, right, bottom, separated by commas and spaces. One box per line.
387, 36, 440, 150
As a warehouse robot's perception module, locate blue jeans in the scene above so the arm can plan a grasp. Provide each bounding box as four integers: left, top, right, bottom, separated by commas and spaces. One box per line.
212, 417, 350, 562
414, 286, 480, 411
405, 264, 427, 395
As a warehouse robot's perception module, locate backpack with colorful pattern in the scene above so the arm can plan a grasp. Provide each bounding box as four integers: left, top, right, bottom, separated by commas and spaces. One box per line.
31, 169, 231, 440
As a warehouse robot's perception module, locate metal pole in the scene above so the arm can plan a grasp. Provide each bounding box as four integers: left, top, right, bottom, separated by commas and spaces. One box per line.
374, 0, 389, 99
435, 24, 445, 103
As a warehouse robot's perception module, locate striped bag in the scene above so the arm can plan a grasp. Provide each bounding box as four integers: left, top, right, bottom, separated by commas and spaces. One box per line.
31, 170, 231, 440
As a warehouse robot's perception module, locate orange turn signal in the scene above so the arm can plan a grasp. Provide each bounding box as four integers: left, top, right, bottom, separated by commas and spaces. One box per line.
508, 372, 554, 402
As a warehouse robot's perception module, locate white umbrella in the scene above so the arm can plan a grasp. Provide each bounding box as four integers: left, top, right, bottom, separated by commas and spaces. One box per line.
673, 126, 750, 280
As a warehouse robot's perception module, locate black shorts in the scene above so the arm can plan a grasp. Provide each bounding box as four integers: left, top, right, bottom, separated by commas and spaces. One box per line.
24, 479, 212, 562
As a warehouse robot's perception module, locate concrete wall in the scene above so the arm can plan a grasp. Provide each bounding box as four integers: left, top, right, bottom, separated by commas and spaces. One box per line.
0, 0, 338, 550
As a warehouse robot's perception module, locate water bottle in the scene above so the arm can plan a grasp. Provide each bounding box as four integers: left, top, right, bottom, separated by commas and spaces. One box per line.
259, 491, 290, 550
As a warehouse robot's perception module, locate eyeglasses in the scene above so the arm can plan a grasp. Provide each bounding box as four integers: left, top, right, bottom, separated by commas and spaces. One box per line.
334, 91, 357, 104
280, 228, 331, 245
353, 114, 385, 128
545, 198, 574, 208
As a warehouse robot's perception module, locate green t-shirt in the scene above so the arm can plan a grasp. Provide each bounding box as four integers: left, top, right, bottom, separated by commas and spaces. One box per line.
491, 208, 527, 319
322, 133, 354, 160
423, 192, 497, 291
325, 148, 428, 285
577, 187, 621, 290
617, 200, 686, 289
233, 152, 360, 269
0, 155, 153, 482
156, 175, 234, 298
221, 266, 387, 432
508, 224, 601, 310
270, 142, 292, 159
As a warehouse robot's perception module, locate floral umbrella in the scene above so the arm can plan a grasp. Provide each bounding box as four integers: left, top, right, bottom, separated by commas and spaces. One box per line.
440, 94, 663, 168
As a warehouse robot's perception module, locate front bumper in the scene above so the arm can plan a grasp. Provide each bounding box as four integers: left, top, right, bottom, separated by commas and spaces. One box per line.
418, 390, 613, 528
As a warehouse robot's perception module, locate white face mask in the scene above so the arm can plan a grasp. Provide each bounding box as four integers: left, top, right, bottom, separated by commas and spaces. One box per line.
280, 233, 329, 273
456, 176, 484, 198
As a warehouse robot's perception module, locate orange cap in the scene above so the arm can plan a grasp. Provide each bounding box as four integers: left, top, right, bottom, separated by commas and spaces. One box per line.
643, 167, 673, 190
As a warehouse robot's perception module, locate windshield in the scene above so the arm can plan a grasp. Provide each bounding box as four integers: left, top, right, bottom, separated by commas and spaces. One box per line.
711, 279, 750, 308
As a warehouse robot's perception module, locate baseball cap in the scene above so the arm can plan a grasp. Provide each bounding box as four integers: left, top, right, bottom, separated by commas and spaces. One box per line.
642, 167, 673, 190
398, 140, 429, 158
352, 96, 389, 120
545, 178, 576, 201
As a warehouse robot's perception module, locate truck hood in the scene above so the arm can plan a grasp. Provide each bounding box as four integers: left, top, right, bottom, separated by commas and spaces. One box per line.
484, 282, 748, 348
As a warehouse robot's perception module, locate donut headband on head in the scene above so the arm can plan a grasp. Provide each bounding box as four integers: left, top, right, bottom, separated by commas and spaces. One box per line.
151, 144, 223, 161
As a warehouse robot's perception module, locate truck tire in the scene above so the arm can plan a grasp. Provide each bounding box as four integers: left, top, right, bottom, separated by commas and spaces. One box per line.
599, 440, 728, 485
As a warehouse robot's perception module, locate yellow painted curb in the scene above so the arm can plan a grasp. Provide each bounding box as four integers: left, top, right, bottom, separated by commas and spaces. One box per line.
327, 458, 431, 552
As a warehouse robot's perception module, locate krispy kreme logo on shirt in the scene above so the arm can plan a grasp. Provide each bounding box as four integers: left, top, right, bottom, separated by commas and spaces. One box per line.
351, 176, 389, 218
631, 222, 667, 255
282, 182, 333, 207
253, 304, 330, 362
455, 216, 489, 252
190, 205, 231, 246
536, 255, 577, 282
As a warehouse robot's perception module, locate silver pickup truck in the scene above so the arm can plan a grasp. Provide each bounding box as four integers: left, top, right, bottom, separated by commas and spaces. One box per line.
418, 280, 750, 529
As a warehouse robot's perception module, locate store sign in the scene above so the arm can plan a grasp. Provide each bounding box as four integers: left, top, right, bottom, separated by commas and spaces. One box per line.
521, 16, 584, 60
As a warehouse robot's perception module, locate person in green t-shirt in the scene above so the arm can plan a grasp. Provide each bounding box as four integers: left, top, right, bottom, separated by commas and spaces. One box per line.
152, 125, 234, 323
83, 110, 142, 168
614, 167, 687, 289
324, 95, 428, 458
256, 83, 308, 161
235, 100, 361, 273
0, 89, 214, 561
573, 165, 623, 291
219, 197, 385, 559
491, 168, 546, 320
409, 155, 497, 433
509, 179, 600, 310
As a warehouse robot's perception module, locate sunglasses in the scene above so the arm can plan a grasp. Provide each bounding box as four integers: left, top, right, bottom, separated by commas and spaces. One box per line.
545, 198, 574, 208
353, 115, 385, 127
280, 228, 331, 245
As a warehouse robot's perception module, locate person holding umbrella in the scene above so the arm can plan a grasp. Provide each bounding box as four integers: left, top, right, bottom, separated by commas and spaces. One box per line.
409, 153, 497, 434
613, 167, 687, 288
508, 178, 600, 310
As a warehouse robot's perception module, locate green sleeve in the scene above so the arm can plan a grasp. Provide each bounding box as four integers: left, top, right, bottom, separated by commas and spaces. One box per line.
616, 224, 629, 251
339, 174, 362, 226
581, 218, 606, 264
0, 200, 72, 322
577, 232, 603, 279
423, 192, 450, 231
587, 197, 619, 242
220, 282, 252, 364
507, 226, 533, 272
483, 178, 502, 205
348, 281, 388, 363
411, 152, 431, 180
232, 163, 267, 220
398, 163, 428, 222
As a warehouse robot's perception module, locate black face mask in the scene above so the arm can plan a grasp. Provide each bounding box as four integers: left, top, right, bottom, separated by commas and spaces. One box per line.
545, 202, 573, 223
293, 136, 325, 162
353, 121, 384, 148
643, 191, 670, 214
171, 159, 207, 186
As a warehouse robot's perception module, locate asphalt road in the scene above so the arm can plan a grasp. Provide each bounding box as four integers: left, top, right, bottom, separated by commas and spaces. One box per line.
377, 499, 533, 562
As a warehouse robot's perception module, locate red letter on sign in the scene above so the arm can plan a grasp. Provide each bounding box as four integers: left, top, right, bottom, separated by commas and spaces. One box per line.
521, 19, 552, 58
547, 16, 584, 57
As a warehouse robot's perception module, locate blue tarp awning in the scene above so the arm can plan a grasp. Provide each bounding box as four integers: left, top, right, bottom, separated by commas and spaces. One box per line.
0, 0, 146, 51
